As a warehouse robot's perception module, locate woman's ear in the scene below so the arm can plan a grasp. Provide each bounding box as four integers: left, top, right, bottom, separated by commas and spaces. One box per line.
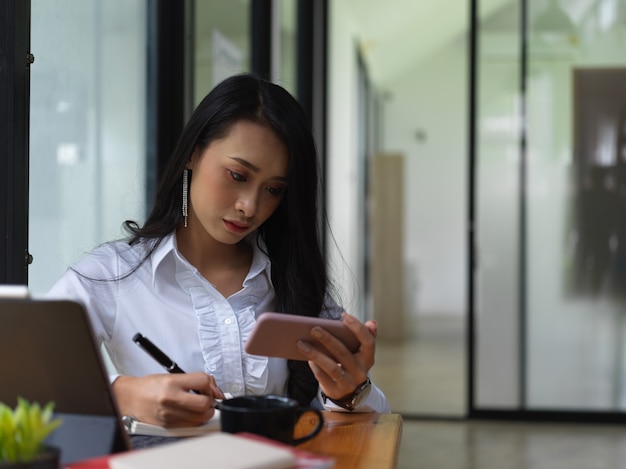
187, 146, 202, 171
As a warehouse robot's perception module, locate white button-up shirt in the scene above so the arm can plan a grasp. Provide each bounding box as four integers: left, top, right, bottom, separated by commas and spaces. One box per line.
47, 232, 390, 413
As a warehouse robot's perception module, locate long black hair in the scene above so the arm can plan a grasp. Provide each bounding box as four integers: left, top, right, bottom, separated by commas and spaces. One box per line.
124, 73, 329, 405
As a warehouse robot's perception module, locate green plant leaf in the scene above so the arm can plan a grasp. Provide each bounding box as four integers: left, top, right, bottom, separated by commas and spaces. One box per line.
0, 398, 62, 463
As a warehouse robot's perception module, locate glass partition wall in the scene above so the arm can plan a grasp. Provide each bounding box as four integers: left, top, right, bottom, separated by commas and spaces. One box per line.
474, 0, 626, 416
28, 0, 253, 295
29, 0, 148, 295
192, 0, 251, 107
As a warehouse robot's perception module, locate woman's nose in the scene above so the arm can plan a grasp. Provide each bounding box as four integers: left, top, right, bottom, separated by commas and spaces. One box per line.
235, 191, 258, 217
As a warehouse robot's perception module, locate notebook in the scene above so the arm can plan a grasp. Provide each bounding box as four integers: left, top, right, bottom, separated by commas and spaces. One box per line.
107, 433, 296, 469
123, 410, 221, 437
0, 297, 131, 465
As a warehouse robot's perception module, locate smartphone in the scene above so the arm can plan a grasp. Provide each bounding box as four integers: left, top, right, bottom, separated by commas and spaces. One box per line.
245, 312, 360, 361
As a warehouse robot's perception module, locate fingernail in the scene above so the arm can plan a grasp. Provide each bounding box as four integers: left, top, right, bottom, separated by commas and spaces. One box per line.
342, 313, 355, 324
297, 340, 312, 352
311, 327, 324, 339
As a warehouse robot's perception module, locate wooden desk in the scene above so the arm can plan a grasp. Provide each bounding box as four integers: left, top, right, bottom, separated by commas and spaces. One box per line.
296, 411, 403, 469
67, 412, 403, 469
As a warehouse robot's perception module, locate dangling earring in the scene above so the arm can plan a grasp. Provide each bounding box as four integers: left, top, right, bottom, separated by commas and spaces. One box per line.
182, 168, 189, 227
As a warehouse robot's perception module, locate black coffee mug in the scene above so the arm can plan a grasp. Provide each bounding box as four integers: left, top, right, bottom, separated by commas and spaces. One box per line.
219, 395, 324, 445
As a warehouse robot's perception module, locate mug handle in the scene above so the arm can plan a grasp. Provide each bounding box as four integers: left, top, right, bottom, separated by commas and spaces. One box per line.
293, 407, 324, 445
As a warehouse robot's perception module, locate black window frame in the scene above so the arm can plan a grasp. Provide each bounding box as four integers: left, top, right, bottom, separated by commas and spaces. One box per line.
146, 0, 187, 207
0, 0, 31, 285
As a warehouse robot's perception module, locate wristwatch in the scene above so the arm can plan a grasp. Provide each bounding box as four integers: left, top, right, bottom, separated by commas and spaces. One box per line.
321, 377, 372, 411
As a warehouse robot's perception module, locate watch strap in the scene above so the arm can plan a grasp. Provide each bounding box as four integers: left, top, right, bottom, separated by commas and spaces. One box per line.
321, 377, 372, 411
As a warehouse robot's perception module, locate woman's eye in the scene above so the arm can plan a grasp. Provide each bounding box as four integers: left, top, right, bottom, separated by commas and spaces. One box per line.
267, 186, 286, 196
228, 170, 246, 182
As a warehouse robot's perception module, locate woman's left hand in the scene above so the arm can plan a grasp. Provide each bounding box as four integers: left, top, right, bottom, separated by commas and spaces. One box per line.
296, 311, 377, 400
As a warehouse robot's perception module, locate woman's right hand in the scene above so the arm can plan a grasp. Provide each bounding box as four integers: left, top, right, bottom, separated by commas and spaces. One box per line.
112, 372, 224, 427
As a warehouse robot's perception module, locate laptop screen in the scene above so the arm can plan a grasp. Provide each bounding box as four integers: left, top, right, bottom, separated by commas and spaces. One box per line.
0, 298, 130, 464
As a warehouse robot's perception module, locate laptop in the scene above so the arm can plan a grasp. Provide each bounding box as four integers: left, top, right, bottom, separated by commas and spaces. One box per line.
0, 296, 131, 464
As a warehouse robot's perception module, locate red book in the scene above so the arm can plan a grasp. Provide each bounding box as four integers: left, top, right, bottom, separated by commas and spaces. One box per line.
66, 454, 111, 469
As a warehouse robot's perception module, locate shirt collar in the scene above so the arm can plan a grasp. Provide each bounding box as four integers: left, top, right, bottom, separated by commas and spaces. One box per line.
149, 232, 176, 284
244, 234, 272, 286
149, 232, 272, 286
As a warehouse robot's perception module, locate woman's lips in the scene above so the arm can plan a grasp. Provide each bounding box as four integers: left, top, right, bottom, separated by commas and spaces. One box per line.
223, 219, 250, 233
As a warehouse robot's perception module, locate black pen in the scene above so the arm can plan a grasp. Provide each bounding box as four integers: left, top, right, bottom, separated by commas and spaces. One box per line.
132, 333, 202, 395
132, 333, 229, 403
132, 333, 187, 373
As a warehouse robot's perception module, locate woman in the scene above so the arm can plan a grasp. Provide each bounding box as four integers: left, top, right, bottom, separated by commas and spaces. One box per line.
48, 73, 390, 427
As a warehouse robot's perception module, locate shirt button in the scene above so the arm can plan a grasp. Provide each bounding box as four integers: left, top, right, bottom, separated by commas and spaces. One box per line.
225, 317, 232, 325
231, 384, 241, 393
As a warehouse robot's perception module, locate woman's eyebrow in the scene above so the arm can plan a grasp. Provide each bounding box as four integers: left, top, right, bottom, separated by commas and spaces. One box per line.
229, 156, 259, 172
228, 156, 288, 182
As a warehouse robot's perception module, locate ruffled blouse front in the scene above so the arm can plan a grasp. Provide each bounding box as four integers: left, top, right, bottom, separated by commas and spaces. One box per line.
172, 236, 287, 397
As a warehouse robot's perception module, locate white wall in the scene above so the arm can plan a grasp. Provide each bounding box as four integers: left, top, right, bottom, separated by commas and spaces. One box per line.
328, 2, 468, 320
383, 39, 468, 318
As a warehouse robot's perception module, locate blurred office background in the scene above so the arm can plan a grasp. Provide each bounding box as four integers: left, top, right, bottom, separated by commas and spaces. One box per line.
3, 0, 625, 426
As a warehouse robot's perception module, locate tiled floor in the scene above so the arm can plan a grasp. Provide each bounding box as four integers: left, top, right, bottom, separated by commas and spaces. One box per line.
372, 316, 626, 468
371, 316, 466, 417
396, 419, 626, 469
